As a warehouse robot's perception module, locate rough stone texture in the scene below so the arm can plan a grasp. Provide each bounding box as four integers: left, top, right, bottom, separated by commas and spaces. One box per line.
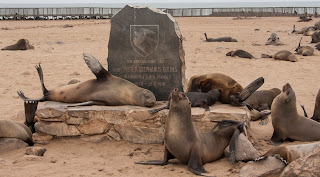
80, 134, 112, 143
225, 133, 261, 162
114, 125, 164, 144
36, 106, 66, 119
35, 122, 81, 137
32, 132, 53, 144
25, 146, 47, 156
107, 5, 186, 100
107, 128, 121, 141
77, 119, 111, 135
280, 145, 320, 177
66, 117, 83, 125
240, 156, 286, 177
0, 138, 27, 152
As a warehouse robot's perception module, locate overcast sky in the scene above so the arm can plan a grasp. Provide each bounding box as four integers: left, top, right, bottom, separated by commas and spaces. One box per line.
4, 0, 318, 3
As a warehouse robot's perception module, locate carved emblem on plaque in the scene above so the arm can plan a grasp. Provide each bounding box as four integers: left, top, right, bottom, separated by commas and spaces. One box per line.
130, 25, 159, 57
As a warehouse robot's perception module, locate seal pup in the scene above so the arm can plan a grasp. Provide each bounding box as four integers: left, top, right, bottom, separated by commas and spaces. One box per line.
187, 73, 264, 106
261, 50, 297, 62
295, 37, 314, 56
226, 50, 255, 59
245, 88, 281, 111
265, 33, 284, 46
270, 83, 320, 146
2, 39, 34, 50
311, 30, 320, 43
246, 105, 271, 125
204, 33, 237, 42
149, 89, 221, 114
17, 53, 156, 107
135, 89, 243, 176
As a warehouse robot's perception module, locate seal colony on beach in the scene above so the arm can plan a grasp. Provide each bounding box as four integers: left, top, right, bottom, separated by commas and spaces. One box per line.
17, 53, 156, 107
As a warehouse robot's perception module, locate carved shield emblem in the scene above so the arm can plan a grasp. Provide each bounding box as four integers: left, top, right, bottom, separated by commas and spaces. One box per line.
130, 25, 159, 57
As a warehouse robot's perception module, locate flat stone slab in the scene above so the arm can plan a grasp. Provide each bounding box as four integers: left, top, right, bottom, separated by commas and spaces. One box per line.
32, 101, 248, 144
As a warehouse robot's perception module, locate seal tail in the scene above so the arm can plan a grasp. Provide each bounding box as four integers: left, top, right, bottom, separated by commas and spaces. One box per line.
24, 100, 38, 133
239, 77, 264, 102
261, 54, 272, 58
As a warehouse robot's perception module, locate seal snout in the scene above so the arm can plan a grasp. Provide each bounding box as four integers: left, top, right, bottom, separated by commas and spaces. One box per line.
282, 83, 292, 93
144, 91, 156, 107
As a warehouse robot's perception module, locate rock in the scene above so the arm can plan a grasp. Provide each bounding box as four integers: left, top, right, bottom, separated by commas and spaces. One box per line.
240, 156, 286, 177
66, 117, 83, 125
0, 138, 28, 152
35, 122, 81, 137
80, 134, 112, 143
25, 147, 46, 156
36, 107, 66, 119
107, 128, 121, 141
32, 132, 53, 144
107, 5, 186, 100
114, 125, 164, 144
77, 119, 111, 135
280, 145, 320, 177
225, 133, 260, 162
13, 155, 43, 164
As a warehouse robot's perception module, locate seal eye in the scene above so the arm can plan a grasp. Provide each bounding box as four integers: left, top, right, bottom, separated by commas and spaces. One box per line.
146, 95, 150, 99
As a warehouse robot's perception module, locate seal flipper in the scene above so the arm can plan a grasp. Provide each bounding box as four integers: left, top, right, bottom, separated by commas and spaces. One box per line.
83, 53, 110, 80
24, 101, 38, 133
238, 77, 264, 102
200, 102, 210, 111
229, 128, 240, 164
270, 131, 284, 146
188, 144, 209, 176
300, 105, 308, 117
135, 147, 174, 166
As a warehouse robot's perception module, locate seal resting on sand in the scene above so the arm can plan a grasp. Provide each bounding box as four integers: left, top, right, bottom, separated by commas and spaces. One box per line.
270, 83, 320, 146
204, 33, 237, 42
2, 39, 34, 50
311, 30, 320, 43
265, 33, 284, 46
187, 73, 264, 106
295, 37, 314, 56
135, 89, 244, 176
226, 50, 255, 59
261, 50, 297, 62
17, 53, 156, 107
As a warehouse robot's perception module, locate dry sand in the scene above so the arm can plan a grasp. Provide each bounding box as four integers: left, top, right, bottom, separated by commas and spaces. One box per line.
0, 17, 319, 176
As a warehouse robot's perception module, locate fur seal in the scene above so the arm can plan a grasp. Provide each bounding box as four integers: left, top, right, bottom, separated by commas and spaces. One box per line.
149, 89, 221, 114
135, 89, 243, 176
261, 50, 297, 62
187, 73, 264, 106
301, 89, 320, 122
245, 88, 281, 111
226, 50, 255, 59
315, 42, 320, 50
311, 30, 320, 43
270, 83, 320, 146
17, 53, 156, 107
295, 37, 314, 56
2, 39, 34, 50
265, 33, 284, 46
246, 106, 271, 125
0, 120, 34, 146
298, 16, 312, 22
260, 141, 320, 164
204, 33, 237, 42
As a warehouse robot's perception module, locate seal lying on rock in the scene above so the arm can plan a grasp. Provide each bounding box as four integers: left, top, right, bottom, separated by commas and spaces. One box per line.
17, 53, 156, 107
265, 33, 284, 46
295, 37, 314, 56
204, 33, 237, 42
226, 50, 255, 59
261, 50, 297, 62
270, 83, 320, 145
245, 88, 281, 111
136, 89, 244, 176
2, 39, 34, 50
187, 73, 264, 106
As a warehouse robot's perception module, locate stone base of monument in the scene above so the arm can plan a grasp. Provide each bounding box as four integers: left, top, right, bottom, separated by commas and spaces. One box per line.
32, 101, 248, 144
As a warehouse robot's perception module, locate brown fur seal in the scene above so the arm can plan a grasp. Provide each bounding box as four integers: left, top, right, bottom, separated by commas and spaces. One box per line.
315, 42, 320, 50
245, 88, 281, 111
260, 141, 320, 164
261, 50, 297, 62
135, 89, 243, 176
2, 39, 34, 50
270, 83, 320, 146
226, 50, 255, 59
311, 30, 320, 43
298, 16, 312, 22
17, 53, 156, 107
0, 120, 34, 146
246, 105, 271, 125
204, 33, 237, 42
265, 33, 284, 46
187, 73, 264, 106
295, 37, 314, 56
301, 89, 320, 122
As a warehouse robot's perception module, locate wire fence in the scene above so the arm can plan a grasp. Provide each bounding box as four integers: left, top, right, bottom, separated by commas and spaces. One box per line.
0, 7, 319, 19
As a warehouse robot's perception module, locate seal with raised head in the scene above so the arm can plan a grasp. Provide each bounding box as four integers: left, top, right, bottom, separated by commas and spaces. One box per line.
265, 33, 284, 46
17, 53, 156, 107
226, 50, 255, 59
295, 37, 314, 56
135, 89, 243, 176
187, 73, 264, 106
245, 88, 281, 111
261, 50, 297, 62
2, 39, 34, 50
204, 33, 237, 42
270, 83, 320, 146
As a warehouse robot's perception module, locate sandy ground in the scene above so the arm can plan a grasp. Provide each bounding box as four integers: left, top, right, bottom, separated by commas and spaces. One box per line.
0, 16, 319, 176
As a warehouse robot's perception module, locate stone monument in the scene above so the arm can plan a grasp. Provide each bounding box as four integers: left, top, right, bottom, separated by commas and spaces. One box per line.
107, 5, 186, 101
